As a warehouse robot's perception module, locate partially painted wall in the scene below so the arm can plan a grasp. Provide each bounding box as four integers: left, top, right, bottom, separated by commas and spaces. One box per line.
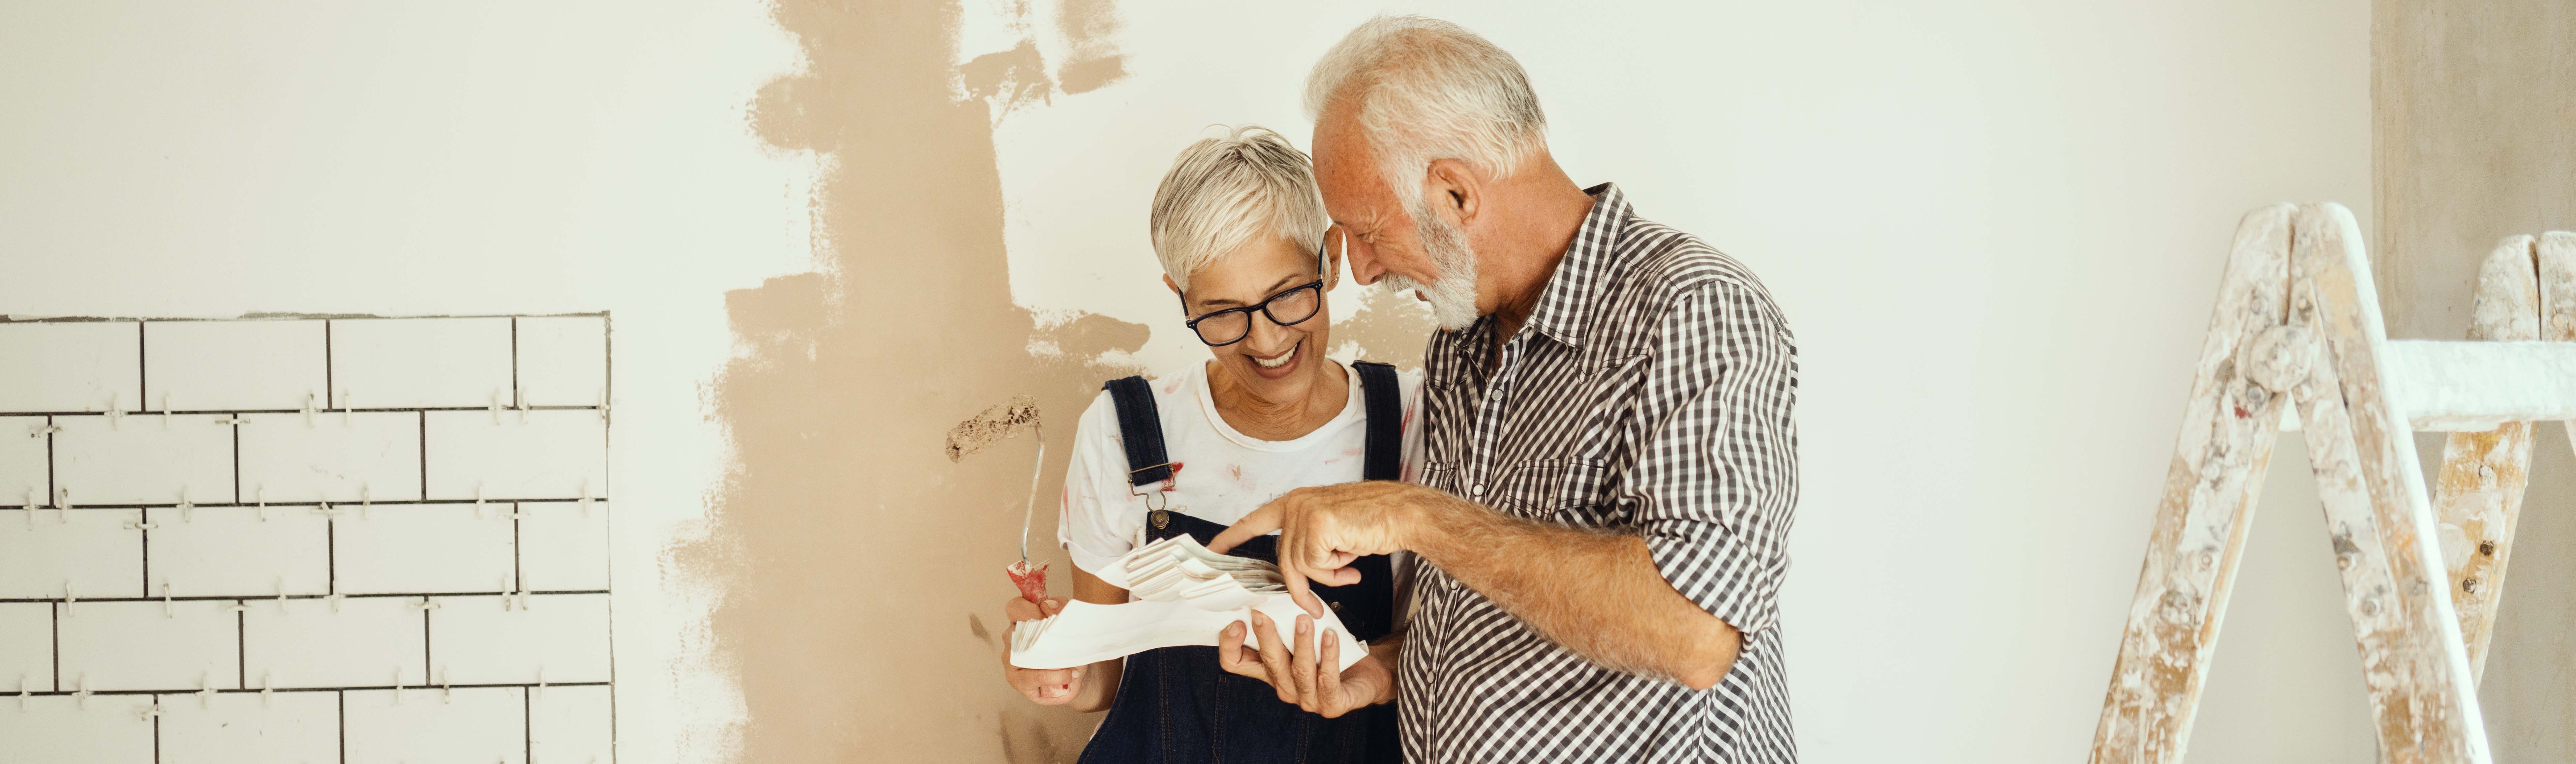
682, 1, 2397, 762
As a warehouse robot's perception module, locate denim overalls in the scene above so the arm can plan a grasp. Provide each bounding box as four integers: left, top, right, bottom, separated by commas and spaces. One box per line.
1077, 364, 1403, 764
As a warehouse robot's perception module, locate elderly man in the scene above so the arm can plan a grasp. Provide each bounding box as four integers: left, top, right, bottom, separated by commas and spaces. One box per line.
1209, 15, 1799, 764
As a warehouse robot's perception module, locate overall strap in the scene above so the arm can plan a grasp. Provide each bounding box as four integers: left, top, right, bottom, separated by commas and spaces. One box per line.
1100, 376, 1173, 488
1351, 362, 1402, 482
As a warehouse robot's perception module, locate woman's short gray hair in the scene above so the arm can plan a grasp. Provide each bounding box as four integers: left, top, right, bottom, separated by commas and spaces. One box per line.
1149, 125, 1330, 293
1303, 15, 1548, 208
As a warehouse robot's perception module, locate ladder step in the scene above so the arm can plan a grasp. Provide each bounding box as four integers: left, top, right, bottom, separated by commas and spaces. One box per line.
2384, 340, 2576, 431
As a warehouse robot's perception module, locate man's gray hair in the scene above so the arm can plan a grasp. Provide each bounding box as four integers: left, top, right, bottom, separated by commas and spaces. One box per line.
1303, 15, 1548, 207
1149, 125, 1330, 293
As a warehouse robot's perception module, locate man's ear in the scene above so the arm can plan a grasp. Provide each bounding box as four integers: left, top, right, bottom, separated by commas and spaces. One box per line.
1423, 159, 1481, 225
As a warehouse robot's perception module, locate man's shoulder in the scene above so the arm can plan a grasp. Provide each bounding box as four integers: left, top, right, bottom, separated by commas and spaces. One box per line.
1608, 216, 1788, 327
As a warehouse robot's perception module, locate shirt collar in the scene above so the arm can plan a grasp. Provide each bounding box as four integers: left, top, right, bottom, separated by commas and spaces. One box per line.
1522, 183, 1630, 349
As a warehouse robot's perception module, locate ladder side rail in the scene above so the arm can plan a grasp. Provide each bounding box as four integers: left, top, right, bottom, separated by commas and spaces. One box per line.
2427, 236, 2540, 682
2541, 232, 2576, 456
2088, 205, 2295, 764
2288, 203, 2490, 764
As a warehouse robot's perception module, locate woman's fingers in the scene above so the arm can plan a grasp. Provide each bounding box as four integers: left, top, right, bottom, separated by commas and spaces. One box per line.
1290, 615, 1320, 711
1010, 666, 1078, 705
1216, 622, 1265, 680
1249, 611, 1297, 704
1314, 629, 1345, 718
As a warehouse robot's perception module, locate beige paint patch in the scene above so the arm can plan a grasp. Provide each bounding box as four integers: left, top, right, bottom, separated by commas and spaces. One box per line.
1055, 0, 1126, 94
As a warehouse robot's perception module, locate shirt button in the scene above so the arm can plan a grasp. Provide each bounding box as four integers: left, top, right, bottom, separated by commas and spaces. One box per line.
1471, 484, 1487, 498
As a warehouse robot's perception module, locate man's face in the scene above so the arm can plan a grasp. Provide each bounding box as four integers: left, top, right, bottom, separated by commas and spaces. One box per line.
1312, 106, 1481, 329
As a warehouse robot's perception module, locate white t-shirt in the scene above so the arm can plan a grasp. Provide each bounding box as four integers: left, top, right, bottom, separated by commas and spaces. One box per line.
1057, 360, 1423, 577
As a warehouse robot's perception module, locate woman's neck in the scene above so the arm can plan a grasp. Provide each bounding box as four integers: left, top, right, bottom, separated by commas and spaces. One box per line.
1205, 359, 1349, 442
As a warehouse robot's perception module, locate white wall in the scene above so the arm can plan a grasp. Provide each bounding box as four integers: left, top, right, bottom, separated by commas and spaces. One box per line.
0, 3, 810, 762
969, 1, 2378, 761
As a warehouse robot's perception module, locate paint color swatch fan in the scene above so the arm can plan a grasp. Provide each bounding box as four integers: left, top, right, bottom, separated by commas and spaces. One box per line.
1009, 536, 1368, 670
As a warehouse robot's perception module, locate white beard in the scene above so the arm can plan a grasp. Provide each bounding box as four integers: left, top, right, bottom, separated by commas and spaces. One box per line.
1381, 206, 1482, 331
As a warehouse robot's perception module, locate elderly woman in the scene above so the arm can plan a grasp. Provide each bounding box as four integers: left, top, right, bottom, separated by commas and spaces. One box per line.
1000, 126, 1417, 763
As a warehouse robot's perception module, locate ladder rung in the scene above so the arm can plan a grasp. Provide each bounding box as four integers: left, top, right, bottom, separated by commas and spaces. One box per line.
2384, 340, 2576, 431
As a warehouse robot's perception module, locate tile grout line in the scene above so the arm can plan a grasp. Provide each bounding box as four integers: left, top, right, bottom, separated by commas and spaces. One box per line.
8, 681, 610, 697
0, 590, 608, 604
324, 319, 334, 407
51, 599, 60, 692
419, 411, 428, 502
0, 405, 602, 417
237, 605, 246, 689
136, 321, 147, 415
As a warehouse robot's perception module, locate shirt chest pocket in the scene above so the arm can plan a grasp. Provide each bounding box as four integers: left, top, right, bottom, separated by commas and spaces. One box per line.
1488, 458, 1613, 525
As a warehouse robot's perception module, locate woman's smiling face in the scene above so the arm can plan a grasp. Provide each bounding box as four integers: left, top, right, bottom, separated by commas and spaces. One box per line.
1175, 232, 1336, 398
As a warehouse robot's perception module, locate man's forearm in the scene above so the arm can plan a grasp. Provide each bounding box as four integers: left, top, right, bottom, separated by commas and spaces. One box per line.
1403, 492, 1742, 689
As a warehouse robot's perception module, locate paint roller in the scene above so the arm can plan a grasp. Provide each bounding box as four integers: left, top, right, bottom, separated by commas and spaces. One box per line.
946, 395, 1050, 604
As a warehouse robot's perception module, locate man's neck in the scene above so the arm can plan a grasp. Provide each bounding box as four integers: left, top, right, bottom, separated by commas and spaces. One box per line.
1485, 158, 1596, 346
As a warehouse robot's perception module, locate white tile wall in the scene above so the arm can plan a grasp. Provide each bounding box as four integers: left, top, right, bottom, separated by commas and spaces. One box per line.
329, 317, 515, 410
0, 602, 50, 693
237, 411, 423, 503
517, 316, 610, 408
0, 694, 156, 762
520, 500, 610, 592
334, 504, 517, 596
424, 409, 606, 501
530, 684, 615, 764
0, 508, 142, 599
0, 321, 141, 413
0, 416, 48, 508
56, 599, 239, 691
146, 505, 332, 598
343, 687, 527, 764
4, 315, 612, 761
431, 594, 611, 685
243, 596, 427, 690
156, 689, 342, 764
52, 413, 236, 506
143, 319, 329, 413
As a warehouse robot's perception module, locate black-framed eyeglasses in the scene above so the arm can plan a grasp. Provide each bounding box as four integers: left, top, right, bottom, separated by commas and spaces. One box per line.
1181, 239, 1329, 347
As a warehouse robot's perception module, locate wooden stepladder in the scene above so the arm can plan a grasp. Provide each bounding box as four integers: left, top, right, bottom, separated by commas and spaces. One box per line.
2089, 203, 2576, 764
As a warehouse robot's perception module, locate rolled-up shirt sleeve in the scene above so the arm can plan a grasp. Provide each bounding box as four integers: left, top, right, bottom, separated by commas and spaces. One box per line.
1626, 283, 1799, 635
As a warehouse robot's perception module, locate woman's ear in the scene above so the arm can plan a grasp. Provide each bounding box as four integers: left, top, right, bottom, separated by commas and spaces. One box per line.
1325, 229, 1344, 291
1163, 274, 1181, 296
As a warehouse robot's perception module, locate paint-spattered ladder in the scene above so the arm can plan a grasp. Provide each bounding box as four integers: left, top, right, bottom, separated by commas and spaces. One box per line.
2089, 203, 2576, 764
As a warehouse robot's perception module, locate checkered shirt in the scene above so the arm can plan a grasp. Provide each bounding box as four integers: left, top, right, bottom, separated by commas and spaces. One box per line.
1399, 183, 1799, 764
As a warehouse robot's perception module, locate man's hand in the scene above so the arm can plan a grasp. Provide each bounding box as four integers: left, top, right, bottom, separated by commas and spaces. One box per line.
1216, 609, 1395, 718
1209, 480, 1436, 616
1001, 596, 1082, 705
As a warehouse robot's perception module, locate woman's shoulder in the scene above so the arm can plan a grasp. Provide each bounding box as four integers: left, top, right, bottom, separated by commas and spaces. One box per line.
1071, 369, 1198, 443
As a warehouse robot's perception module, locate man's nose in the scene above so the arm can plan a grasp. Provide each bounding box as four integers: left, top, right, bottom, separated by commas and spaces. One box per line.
1343, 239, 1385, 285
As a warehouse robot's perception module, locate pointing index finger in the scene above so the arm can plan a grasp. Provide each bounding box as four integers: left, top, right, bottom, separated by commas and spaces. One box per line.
1207, 504, 1282, 555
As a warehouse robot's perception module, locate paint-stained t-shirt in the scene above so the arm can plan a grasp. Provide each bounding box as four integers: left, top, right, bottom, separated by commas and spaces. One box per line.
1403, 183, 1799, 764
1058, 360, 1422, 576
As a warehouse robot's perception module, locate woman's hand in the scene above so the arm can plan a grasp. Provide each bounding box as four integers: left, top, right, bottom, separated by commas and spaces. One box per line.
1002, 596, 1083, 705
1215, 609, 1397, 718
